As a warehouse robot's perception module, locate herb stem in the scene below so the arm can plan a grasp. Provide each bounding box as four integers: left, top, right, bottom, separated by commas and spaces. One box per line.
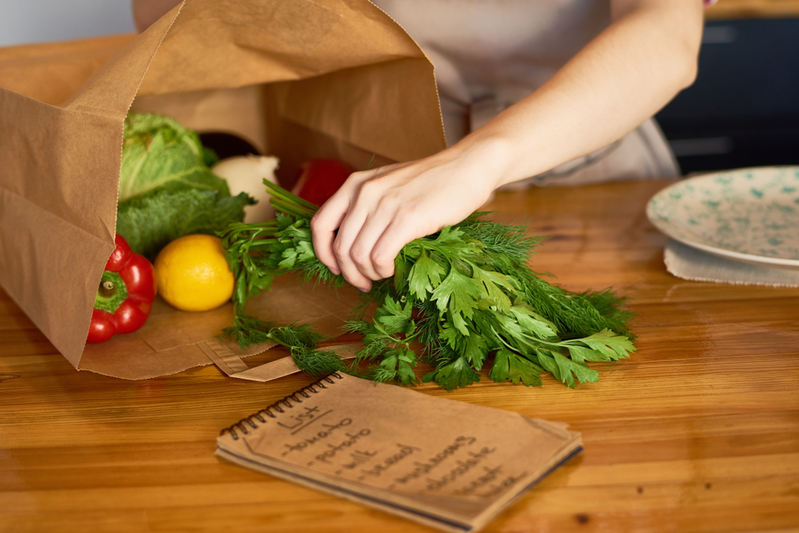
264, 180, 320, 214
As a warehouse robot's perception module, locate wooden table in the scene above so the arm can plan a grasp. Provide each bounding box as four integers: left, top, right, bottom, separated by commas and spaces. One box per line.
1, 179, 798, 533
706, 0, 799, 19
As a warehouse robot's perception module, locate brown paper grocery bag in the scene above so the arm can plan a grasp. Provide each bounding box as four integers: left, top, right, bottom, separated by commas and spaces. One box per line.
0, 0, 445, 379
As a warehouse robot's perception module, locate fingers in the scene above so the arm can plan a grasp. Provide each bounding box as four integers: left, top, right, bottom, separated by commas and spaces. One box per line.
334, 209, 414, 290
330, 205, 374, 292
311, 193, 348, 276
328, 176, 398, 290
369, 215, 422, 279
348, 199, 403, 282
312, 171, 404, 290
333, 197, 429, 289
346, 216, 388, 284
311, 169, 389, 289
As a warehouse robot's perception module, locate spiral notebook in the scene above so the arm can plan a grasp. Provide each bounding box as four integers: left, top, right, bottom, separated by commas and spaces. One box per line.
216, 373, 582, 533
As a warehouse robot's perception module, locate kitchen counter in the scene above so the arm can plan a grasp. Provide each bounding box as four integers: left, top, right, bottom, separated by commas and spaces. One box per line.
1, 179, 798, 532
706, 0, 799, 19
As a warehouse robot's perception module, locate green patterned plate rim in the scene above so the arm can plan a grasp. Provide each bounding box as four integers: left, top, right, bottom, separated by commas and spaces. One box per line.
646, 166, 799, 270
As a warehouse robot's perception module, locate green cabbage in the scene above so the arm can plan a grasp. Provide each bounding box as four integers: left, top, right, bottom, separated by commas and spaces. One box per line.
116, 112, 254, 261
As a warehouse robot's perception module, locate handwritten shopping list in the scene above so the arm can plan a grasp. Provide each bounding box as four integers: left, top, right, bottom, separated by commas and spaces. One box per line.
255, 403, 522, 496
230, 373, 581, 517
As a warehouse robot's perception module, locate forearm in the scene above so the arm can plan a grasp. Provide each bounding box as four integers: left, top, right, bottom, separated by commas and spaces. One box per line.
465, 0, 704, 188
306, 0, 705, 289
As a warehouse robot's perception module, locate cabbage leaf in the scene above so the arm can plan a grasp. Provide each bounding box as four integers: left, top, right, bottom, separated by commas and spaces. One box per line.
116, 112, 253, 260
117, 189, 253, 261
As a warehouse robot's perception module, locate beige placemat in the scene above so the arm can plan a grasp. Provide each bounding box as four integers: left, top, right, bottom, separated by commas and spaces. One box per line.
664, 240, 799, 288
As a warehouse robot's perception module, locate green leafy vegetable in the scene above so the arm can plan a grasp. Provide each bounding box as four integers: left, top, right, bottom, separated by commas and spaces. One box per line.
117, 188, 253, 261
116, 112, 254, 260
219, 314, 349, 377
119, 113, 229, 201
219, 181, 636, 390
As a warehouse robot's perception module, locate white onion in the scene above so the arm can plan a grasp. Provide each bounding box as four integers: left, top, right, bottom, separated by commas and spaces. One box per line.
212, 155, 280, 223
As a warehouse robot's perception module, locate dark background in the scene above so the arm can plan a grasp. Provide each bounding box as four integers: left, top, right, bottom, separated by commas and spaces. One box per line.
656, 17, 799, 175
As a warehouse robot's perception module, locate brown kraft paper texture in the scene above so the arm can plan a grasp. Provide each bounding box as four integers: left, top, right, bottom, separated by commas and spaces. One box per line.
0, 0, 446, 379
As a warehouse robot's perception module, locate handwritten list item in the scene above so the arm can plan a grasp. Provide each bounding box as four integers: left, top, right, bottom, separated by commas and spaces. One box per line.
217, 373, 582, 533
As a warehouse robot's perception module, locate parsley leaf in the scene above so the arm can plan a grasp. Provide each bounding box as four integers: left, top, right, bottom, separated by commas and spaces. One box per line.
408, 250, 446, 300
424, 356, 481, 390
489, 349, 542, 387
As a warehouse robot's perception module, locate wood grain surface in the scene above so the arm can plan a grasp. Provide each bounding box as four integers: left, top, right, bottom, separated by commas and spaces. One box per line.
706, 0, 799, 19
1, 179, 798, 533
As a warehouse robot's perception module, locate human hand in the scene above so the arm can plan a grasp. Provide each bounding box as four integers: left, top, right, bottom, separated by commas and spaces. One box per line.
310, 141, 507, 292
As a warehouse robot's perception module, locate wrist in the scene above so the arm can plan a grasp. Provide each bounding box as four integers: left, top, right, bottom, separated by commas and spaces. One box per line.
448, 133, 519, 192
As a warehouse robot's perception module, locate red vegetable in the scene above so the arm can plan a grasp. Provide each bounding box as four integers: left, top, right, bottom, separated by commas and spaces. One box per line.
293, 158, 355, 207
87, 235, 157, 344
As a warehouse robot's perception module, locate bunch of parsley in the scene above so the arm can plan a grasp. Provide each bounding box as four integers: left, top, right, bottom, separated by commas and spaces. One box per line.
219, 181, 635, 390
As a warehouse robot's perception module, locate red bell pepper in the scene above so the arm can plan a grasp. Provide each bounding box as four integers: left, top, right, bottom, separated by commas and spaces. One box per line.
293, 158, 355, 207
87, 234, 157, 344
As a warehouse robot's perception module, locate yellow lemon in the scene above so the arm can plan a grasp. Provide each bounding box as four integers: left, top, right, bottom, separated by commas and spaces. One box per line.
154, 234, 234, 312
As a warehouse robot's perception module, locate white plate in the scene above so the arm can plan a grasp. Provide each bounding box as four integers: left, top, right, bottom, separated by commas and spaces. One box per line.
646, 166, 799, 271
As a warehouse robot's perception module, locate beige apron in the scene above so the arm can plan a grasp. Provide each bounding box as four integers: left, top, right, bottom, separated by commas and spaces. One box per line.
372, 0, 680, 185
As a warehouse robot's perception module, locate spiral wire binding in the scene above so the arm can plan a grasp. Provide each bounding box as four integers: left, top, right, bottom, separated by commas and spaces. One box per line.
220, 372, 344, 440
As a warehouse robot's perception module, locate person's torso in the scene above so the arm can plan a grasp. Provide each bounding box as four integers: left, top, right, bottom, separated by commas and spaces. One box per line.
371, 0, 680, 182
372, 0, 611, 105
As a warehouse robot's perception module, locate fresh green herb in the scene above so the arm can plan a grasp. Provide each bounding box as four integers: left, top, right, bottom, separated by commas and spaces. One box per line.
219, 315, 348, 377
220, 181, 635, 390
